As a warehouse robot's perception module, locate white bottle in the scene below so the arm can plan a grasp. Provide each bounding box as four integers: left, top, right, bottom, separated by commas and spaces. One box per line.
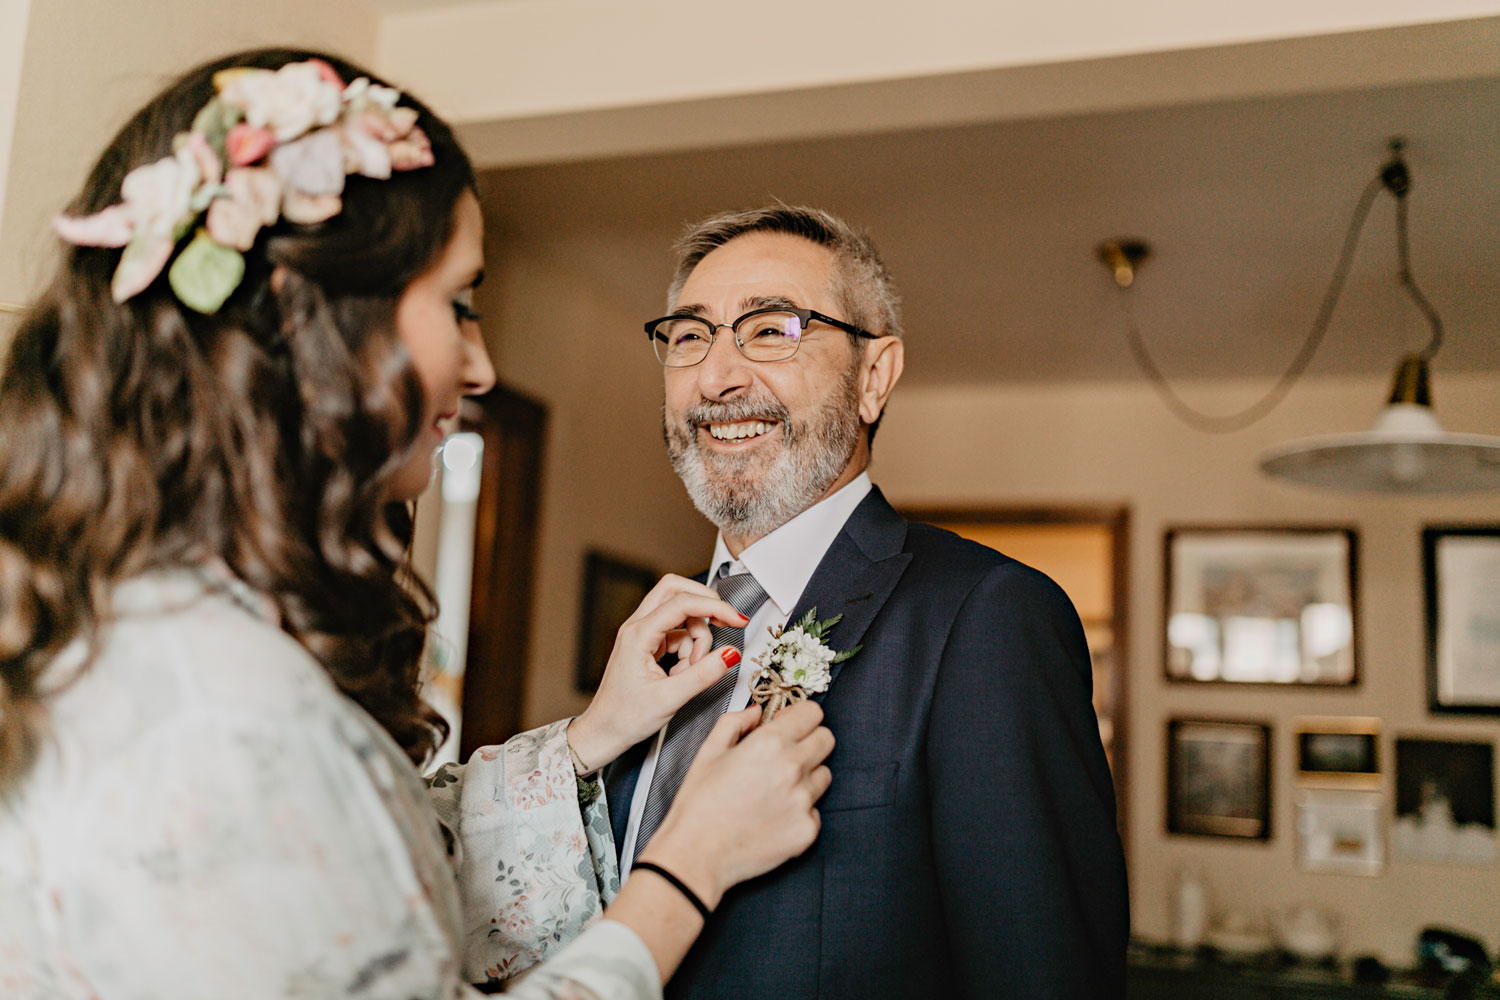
1171, 868, 1209, 950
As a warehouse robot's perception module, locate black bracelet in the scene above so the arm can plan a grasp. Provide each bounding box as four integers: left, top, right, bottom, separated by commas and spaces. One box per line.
632, 861, 711, 921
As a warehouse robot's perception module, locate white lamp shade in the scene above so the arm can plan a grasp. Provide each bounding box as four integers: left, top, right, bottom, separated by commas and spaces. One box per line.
1260, 404, 1500, 493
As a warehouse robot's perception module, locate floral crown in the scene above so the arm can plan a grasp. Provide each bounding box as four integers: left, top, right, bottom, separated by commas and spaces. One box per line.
53, 59, 435, 315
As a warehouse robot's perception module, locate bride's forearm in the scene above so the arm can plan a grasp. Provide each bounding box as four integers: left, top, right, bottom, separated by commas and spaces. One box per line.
599, 843, 719, 985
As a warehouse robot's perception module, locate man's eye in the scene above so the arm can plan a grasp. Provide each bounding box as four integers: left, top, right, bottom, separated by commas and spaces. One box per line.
748, 322, 792, 341
671, 329, 705, 346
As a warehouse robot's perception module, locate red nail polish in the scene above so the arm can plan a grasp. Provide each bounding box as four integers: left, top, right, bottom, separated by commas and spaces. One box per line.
720, 648, 741, 668
737, 612, 750, 623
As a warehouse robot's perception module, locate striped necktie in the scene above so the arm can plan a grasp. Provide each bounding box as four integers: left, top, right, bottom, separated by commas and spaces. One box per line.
634, 569, 769, 855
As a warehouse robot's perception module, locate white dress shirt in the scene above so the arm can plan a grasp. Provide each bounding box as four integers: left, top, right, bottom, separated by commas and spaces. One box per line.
619, 472, 873, 875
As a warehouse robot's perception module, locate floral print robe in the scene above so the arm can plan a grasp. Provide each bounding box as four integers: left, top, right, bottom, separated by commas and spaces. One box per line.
0, 569, 658, 999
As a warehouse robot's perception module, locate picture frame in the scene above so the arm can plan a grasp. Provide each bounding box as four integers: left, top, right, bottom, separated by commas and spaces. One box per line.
1393, 737, 1497, 866
1295, 716, 1381, 788
575, 550, 658, 694
1166, 718, 1272, 840
1423, 526, 1500, 715
1295, 787, 1384, 876
1163, 526, 1358, 685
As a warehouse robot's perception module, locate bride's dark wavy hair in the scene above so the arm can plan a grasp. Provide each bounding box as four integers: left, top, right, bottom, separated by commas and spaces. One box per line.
0, 48, 475, 784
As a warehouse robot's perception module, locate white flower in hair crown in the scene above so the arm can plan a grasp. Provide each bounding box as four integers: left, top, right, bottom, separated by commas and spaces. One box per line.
748, 608, 861, 722
52, 59, 435, 314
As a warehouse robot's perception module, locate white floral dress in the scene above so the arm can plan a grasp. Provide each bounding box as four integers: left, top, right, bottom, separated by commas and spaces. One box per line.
0, 569, 658, 999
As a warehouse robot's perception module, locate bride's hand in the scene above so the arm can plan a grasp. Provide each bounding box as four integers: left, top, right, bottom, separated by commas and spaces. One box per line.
567, 574, 750, 771
637, 701, 834, 908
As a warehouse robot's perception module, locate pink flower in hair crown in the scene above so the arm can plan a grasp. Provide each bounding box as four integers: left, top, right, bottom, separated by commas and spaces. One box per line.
52, 59, 436, 315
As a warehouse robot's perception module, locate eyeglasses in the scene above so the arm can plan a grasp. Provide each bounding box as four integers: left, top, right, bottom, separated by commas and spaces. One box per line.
645, 307, 877, 368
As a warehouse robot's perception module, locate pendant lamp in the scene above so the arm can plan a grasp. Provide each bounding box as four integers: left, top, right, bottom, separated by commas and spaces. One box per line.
1258, 142, 1500, 494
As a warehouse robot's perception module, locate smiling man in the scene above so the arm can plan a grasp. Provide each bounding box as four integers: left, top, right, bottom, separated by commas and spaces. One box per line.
604, 206, 1128, 999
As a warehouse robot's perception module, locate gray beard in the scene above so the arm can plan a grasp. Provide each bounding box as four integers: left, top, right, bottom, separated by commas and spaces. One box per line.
664, 364, 862, 542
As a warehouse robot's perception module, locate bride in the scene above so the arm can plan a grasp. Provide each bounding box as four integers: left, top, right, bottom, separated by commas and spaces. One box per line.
0, 48, 832, 999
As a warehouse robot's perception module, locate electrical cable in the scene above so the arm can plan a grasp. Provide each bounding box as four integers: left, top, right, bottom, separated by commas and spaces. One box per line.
1114, 169, 1386, 434
1394, 193, 1445, 361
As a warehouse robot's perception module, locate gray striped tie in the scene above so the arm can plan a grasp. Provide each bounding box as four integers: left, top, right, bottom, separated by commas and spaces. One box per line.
634, 569, 769, 855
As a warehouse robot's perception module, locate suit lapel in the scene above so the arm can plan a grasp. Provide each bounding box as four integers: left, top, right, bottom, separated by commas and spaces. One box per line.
785, 487, 911, 696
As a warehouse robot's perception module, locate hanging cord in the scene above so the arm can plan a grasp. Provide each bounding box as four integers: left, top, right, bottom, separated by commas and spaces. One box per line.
1114, 158, 1393, 434
1387, 157, 1445, 361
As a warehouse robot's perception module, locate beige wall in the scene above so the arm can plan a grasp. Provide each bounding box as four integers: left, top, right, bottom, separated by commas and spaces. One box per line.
0, 0, 377, 308
0, 0, 31, 251
873, 372, 1500, 963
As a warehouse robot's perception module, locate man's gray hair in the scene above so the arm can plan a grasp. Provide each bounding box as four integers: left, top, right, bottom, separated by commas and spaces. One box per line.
667, 204, 904, 341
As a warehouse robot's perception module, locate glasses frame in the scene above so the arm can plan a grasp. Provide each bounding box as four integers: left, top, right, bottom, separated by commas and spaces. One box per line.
645, 306, 877, 368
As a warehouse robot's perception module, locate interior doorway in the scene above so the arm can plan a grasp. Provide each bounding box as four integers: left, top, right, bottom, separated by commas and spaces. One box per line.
456, 384, 549, 758
411, 383, 549, 763
901, 505, 1131, 850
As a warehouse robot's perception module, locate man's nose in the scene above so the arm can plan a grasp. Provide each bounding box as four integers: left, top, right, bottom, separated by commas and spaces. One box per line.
694, 326, 752, 399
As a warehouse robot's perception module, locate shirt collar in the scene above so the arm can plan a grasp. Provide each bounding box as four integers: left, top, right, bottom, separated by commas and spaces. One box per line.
708, 471, 872, 616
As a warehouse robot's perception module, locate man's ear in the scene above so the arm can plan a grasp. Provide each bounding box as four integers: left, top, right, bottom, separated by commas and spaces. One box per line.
857, 337, 904, 427
270, 264, 290, 295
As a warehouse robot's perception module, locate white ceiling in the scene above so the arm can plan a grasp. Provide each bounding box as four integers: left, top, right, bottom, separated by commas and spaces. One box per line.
479, 76, 1500, 388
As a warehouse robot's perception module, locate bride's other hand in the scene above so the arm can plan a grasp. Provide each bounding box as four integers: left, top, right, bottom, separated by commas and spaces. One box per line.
567, 574, 749, 771
637, 702, 834, 908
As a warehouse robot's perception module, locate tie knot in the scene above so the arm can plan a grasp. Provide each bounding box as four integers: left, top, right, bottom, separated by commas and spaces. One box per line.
715, 571, 768, 620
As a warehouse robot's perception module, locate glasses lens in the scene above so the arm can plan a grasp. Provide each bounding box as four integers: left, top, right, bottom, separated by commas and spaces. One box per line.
651, 318, 712, 367
735, 311, 802, 361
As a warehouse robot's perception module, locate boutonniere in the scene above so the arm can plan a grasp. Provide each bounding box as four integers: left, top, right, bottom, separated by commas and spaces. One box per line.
749, 608, 861, 722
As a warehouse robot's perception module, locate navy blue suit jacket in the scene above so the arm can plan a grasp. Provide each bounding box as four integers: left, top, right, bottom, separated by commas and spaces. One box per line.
604, 487, 1129, 999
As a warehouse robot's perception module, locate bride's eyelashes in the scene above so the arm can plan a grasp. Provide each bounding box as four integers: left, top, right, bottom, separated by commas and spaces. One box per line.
451, 288, 482, 323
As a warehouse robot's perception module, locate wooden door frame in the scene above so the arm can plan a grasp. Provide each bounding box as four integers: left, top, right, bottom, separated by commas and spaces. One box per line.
457, 383, 548, 758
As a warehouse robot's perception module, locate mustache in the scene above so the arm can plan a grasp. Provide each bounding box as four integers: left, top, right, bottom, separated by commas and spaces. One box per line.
684, 396, 791, 427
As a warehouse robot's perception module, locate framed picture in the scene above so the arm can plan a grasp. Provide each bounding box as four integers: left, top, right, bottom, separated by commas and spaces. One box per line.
1423, 526, 1500, 714
575, 550, 658, 694
1166, 718, 1272, 839
1295, 788, 1384, 876
1393, 737, 1496, 866
1295, 716, 1381, 788
1164, 526, 1358, 685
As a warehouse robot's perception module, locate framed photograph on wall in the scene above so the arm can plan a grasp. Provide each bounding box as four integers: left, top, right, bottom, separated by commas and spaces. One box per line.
575, 550, 658, 694
1295, 716, 1381, 788
1423, 526, 1500, 714
1295, 788, 1384, 876
1166, 718, 1273, 840
1164, 526, 1358, 685
1393, 737, 1496, 866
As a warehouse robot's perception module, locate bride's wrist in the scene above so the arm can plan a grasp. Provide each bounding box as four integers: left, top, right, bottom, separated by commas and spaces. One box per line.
565, 713, 612, 775
636, 832, 725, 912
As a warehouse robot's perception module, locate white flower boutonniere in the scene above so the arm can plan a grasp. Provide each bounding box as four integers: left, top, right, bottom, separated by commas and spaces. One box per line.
749, 608, 861, 722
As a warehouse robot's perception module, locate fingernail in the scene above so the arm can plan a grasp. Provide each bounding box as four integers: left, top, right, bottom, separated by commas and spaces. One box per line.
720, 648, 741, 668
737, 613, 750, 623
